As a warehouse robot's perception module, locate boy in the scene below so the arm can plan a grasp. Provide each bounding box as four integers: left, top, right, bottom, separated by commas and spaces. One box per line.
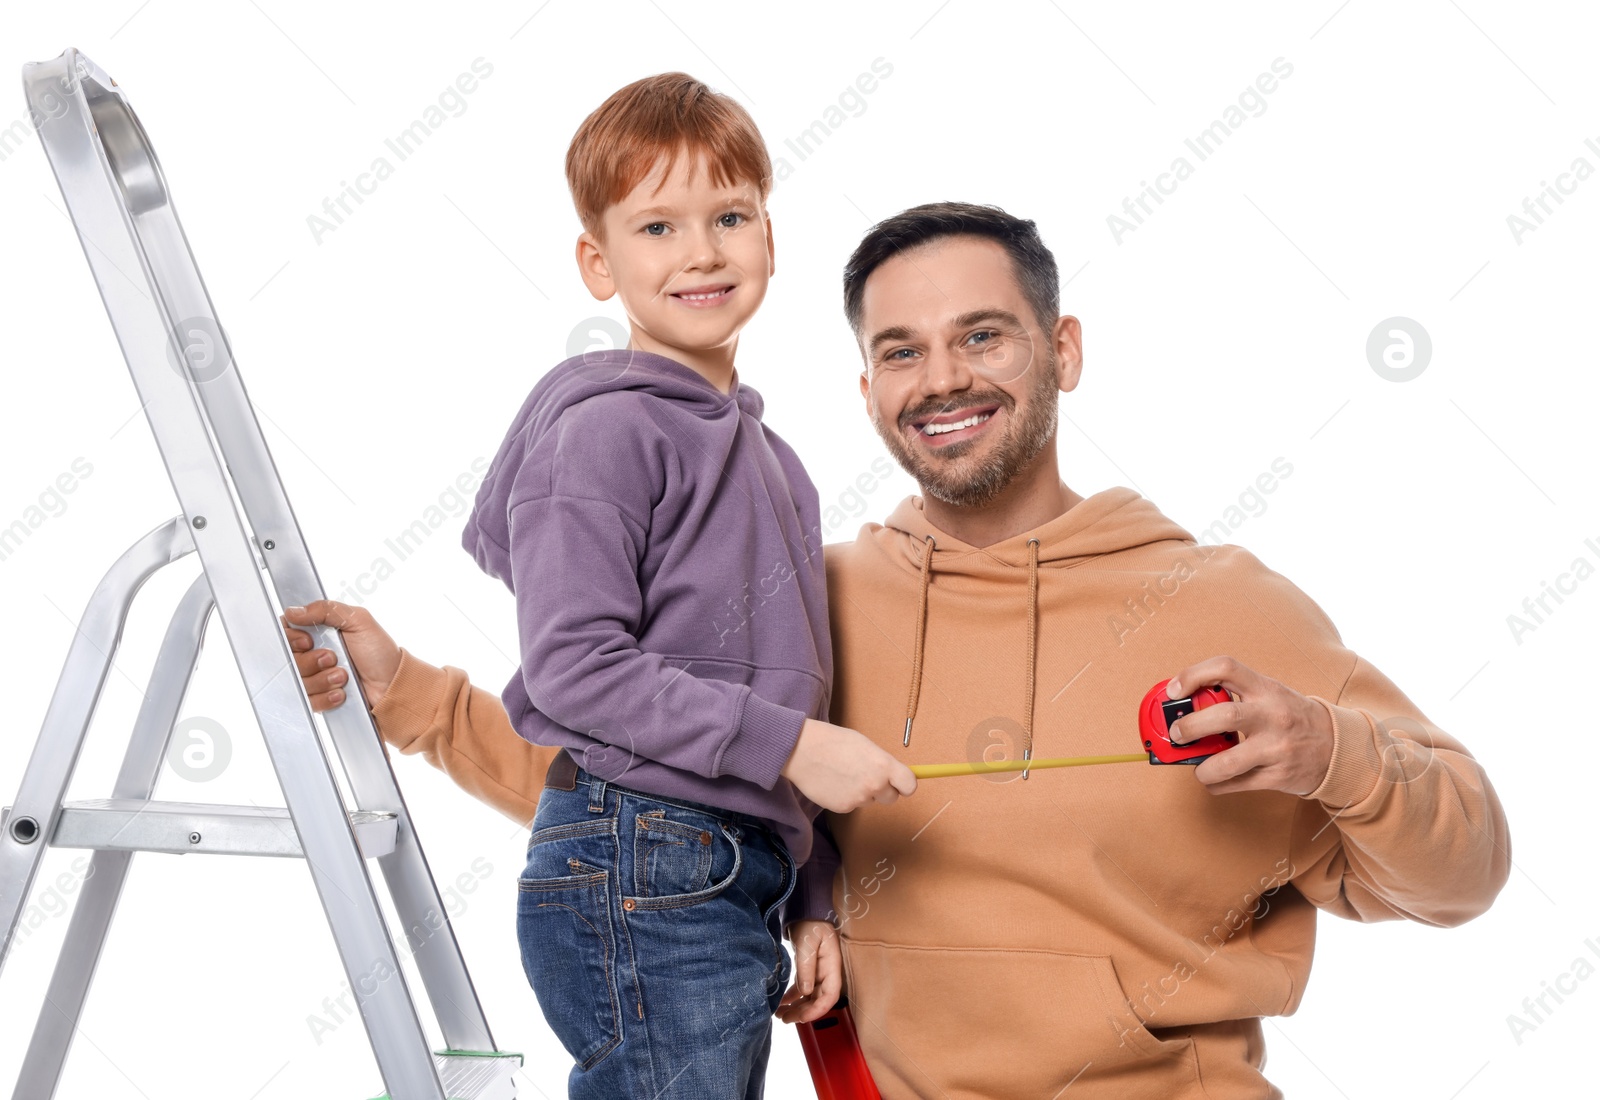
287, 72, 913, 1098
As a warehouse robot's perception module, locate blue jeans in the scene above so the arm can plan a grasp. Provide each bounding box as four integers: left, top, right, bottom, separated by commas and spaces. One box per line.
517, 765, 796, 1099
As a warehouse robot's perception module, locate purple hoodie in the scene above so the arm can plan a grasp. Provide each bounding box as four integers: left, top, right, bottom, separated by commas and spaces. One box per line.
462, 348, 836, 917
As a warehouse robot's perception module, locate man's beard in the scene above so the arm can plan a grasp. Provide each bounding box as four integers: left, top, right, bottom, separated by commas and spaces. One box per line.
871, 359, 1059, 509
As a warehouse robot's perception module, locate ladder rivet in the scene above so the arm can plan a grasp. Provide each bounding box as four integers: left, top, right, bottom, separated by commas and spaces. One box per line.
263, 540, 274, 550
10, 816, 40, 844
188, 831, 201, 844
191, 516, 206, 529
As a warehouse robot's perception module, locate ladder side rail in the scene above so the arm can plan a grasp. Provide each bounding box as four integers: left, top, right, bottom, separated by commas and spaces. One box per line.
105, 78, 498, 1053
143, 207, 498, 1054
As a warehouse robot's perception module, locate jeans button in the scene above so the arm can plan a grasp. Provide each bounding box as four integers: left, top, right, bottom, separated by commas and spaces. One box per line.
699, 830, 712, 846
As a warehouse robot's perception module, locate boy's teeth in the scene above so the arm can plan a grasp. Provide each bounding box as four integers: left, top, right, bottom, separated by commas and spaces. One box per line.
922, 411, 992, 436
678, 288, 726, 300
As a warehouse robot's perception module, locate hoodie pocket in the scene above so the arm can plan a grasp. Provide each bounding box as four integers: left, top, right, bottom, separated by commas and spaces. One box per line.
840, 937, 1203, 1099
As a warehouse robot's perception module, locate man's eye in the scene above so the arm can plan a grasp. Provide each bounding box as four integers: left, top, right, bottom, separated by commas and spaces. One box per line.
966, 330, 997, 345
887, 348, 916, 361
644, 223, 668, 236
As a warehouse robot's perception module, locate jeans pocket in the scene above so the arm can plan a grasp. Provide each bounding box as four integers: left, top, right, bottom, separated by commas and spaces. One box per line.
623, 821, 743, 911
518, 822, 623, 1070
631, 810, 715, 899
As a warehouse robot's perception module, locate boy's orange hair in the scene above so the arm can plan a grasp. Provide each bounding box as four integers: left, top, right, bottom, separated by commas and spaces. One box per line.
566, 72, 772, 240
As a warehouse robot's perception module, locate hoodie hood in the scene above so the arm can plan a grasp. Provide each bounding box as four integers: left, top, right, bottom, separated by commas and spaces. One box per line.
881, 486, 1193, 572
880, 487, 1195, 767
463, 348, 758, 588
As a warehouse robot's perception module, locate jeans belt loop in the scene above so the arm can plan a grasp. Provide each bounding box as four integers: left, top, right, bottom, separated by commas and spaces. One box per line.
587, 770, 607, 813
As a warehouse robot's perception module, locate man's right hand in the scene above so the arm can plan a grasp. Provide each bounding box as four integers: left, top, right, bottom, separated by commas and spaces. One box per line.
279, 600, 401, 712
782, 719, 917, 813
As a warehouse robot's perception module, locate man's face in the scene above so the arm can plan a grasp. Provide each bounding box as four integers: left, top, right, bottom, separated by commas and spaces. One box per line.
581, 150, 773, 357
857, 235, 1079, 507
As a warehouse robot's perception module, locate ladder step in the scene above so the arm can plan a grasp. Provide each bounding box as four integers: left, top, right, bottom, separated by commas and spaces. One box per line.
1, 799, 398, 858
366, 1050, 523, 1100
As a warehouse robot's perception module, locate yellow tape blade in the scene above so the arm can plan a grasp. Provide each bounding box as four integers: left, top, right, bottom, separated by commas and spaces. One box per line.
910, 753, 1148, 779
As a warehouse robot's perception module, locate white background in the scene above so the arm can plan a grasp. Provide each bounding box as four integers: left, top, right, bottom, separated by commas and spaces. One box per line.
1, 1, 1595, 1096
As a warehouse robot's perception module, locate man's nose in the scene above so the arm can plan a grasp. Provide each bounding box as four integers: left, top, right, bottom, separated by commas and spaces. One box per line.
917, 342, 975, 400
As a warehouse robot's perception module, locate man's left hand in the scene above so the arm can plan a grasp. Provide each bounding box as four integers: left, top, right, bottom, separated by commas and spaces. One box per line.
1166, 656, 1335, 797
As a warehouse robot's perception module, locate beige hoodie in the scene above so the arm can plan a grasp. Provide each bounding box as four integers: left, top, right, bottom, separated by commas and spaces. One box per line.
367, 485, 1510, 1098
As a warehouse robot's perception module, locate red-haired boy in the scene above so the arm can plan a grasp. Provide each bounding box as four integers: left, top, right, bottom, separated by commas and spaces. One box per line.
379, 72, 912, 1096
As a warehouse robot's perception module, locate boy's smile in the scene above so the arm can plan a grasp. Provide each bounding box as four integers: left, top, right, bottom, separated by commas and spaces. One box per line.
668, 282, 738, 308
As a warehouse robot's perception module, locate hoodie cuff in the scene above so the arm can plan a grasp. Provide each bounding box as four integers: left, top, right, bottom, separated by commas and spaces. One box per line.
1305, 694, 1388, 810
369, 647, 448, 749
784, 845, 843, 930
716, 691, 807, 790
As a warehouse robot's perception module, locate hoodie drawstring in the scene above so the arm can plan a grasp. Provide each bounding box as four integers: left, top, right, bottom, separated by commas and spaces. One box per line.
903, 534, 936, 747
1022, 538, 1040, 779
901, 534, 1044, 774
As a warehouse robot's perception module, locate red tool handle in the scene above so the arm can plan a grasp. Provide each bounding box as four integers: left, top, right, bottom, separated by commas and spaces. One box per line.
796, 999, 882, 1099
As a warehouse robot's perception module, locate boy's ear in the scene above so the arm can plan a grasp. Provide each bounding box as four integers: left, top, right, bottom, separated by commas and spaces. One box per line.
575, 231, 617, 301
765, 212, 776, 278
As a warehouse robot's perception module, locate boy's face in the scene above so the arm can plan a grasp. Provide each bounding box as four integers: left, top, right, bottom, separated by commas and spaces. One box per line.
577, 150, 773, 361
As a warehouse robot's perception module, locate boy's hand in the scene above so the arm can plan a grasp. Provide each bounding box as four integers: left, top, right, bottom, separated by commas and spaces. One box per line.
781, 719, 917, 813
777, 919, 841, 1024
279, 600, 401, 711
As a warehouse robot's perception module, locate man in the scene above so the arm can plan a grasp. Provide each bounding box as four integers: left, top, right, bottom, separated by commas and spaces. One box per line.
284, 202, 1509, 1098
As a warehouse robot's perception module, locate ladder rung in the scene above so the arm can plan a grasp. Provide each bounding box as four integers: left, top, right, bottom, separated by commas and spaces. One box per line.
1, 799, 398, 858
366, 1050, 523, 1100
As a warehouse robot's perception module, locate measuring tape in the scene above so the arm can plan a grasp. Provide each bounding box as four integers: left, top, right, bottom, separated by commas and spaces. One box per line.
908, 679, 1240, 779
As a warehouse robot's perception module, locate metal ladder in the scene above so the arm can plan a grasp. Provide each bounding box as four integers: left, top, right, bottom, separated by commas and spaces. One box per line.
0, 48, 520, 1100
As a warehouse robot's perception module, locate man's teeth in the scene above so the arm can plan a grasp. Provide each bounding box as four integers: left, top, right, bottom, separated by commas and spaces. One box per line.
922, 411, 993, 436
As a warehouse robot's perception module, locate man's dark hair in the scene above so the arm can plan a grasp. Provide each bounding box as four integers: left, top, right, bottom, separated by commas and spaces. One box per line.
842, 201, 1060, 342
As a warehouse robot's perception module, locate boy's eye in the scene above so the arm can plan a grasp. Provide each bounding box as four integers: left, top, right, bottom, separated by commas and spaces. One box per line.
718, 211, 745, 228
644, 223, 668, 236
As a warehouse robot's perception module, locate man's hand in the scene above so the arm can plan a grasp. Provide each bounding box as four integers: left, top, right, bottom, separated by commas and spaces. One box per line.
279, 600, 401, 712
782, 719, 917, 813
776, 919, 842, 1024
1167, 656, 1335, 797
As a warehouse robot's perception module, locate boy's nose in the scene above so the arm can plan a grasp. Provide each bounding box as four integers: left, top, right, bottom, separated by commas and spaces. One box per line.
683, 227, 726, 269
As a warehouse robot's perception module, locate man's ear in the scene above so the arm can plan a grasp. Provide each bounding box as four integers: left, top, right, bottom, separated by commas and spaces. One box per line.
575, 231, 616, 301
1053, 314, 1084, 394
